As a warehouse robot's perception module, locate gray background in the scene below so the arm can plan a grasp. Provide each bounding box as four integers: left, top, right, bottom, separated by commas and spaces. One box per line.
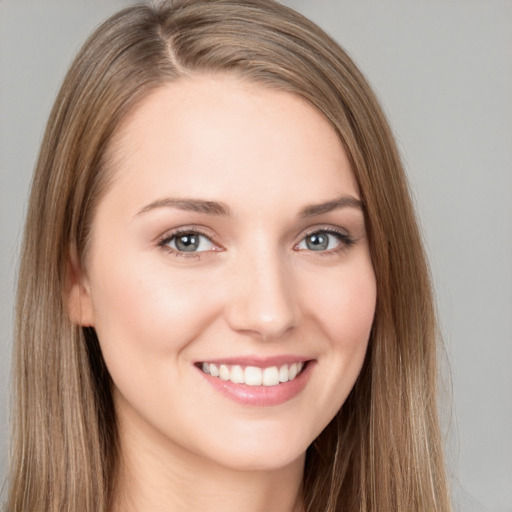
1, 1, 511, 510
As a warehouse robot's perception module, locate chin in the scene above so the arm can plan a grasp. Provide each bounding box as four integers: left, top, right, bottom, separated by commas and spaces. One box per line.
212, 447, 306, 473
193, 422, 313, 472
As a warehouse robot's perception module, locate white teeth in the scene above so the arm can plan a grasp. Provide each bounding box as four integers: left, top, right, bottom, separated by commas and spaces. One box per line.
231, 365, 244, 384
244, 366, 263, 386
209, 363, 219, 377
263, 366, 280, 386
219, 364, 230, 381
200, 361, 306, 387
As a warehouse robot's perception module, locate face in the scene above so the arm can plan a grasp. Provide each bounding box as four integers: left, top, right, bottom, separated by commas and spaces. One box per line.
73, 77, 376, 471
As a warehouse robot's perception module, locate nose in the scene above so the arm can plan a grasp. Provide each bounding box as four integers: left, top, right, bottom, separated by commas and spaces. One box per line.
224, 249, 299, 341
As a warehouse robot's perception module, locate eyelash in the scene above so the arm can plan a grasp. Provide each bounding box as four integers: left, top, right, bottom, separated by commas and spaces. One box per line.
157, 225, 355, 258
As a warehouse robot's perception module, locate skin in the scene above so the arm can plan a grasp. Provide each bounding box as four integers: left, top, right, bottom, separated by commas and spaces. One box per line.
69, 76, 377, 512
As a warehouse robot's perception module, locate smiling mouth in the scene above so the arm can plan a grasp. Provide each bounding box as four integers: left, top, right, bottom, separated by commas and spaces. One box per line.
198, 361, 307, 387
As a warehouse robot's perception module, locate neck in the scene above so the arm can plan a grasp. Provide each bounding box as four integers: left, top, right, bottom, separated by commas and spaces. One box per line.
111, 409, 305, 512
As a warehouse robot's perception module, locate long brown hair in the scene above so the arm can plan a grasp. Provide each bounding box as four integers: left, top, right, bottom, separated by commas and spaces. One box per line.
8, 1, 450, 510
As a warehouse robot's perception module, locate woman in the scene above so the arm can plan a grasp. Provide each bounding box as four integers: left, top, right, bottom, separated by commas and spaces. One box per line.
8, 0, 451, 510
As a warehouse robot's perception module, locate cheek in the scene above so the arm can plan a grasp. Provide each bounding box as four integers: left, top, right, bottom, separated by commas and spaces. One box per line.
306, 260, 377, 347
87, 252, 220, 367
300, 257, 376, 419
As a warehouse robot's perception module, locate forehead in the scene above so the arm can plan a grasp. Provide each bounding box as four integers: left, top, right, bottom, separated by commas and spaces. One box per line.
102, 76, 359, 213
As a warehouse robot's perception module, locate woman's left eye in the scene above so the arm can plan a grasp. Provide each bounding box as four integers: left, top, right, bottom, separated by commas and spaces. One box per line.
160, 232, 215, 253
296, 230, 352, 252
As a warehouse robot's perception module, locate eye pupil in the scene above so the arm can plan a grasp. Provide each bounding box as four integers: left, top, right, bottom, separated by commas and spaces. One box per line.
306, 233, 329, 251
175, 234, 199, 252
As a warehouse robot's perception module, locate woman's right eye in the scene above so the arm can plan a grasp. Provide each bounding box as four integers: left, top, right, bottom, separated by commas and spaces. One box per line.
159, 232, 216, 254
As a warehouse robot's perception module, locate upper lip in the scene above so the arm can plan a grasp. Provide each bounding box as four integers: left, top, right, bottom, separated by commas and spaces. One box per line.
196, 355, 312, 368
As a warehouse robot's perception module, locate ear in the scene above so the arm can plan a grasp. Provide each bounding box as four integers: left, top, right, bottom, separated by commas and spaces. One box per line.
65, 245, 95, 327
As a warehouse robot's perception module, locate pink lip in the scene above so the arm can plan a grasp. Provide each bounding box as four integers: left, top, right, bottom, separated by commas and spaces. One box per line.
196, 359, 315, 407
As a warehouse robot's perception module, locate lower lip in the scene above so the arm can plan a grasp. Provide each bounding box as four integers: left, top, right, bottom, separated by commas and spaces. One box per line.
197, 362, 314, 407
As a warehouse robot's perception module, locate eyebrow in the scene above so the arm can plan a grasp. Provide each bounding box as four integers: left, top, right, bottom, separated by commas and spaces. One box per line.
298, 195, 363, 217
136, 195, 362, 218
136, 197, 232, 217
